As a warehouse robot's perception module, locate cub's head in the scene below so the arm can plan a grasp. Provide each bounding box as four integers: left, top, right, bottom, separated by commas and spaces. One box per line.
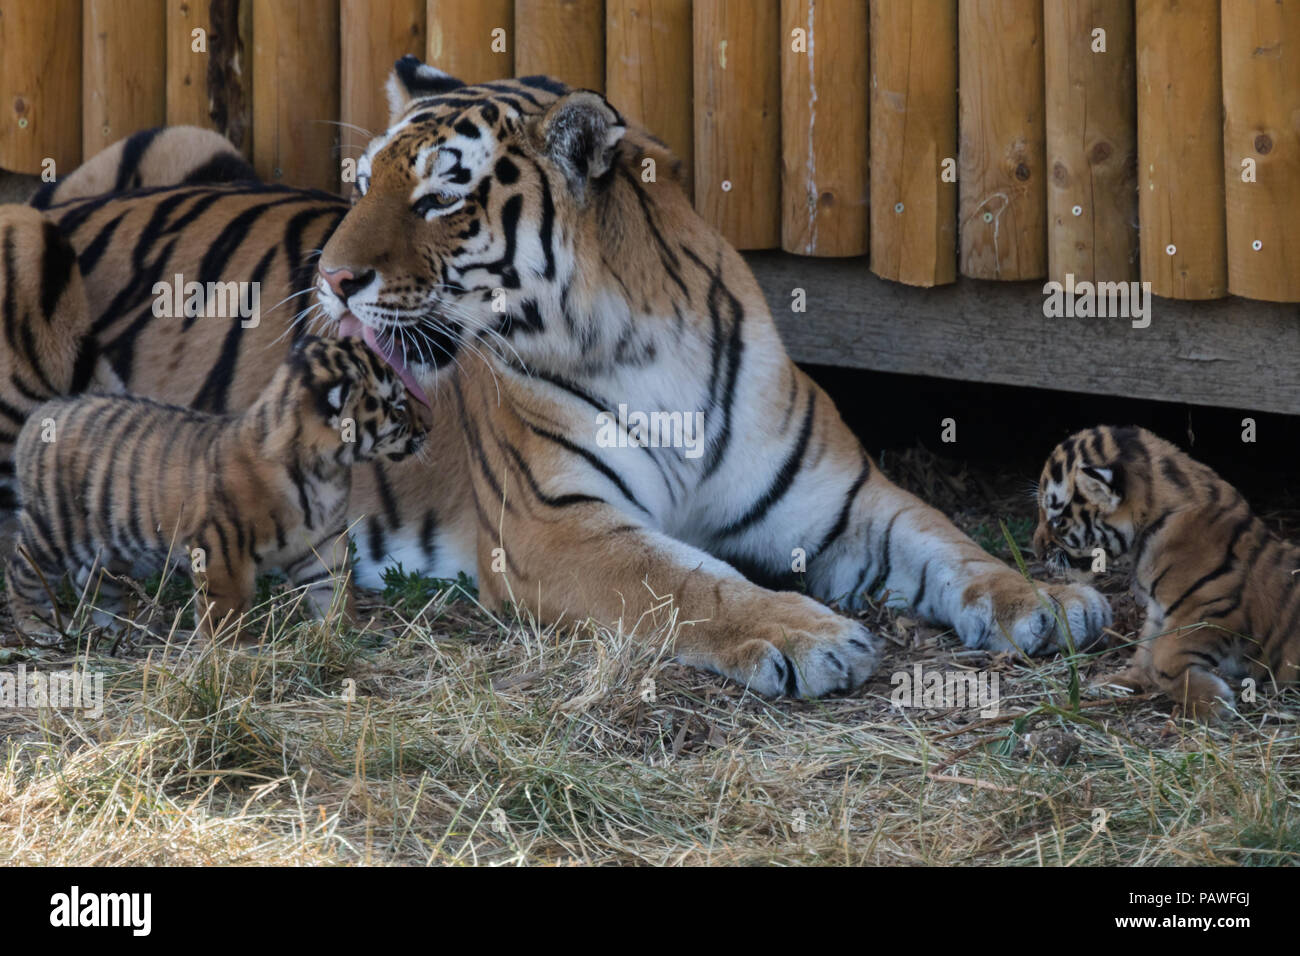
1032, 425, 1153, 569
288, 336, 426, 465
317, 56, 678, 398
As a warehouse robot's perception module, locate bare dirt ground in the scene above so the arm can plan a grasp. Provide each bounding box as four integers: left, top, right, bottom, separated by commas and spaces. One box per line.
1, 446, 1296, 866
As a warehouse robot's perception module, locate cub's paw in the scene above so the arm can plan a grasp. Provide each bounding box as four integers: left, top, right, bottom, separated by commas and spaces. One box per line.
956, 575, 1112, 656
701, 600, 880, 697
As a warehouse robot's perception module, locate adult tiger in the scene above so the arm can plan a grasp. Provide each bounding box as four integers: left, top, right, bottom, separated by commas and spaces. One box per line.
7, 56, 1110, 694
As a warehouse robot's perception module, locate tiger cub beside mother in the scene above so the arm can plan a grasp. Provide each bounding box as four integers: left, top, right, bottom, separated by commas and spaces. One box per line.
0, 56, 1110, 693
1035, 425, 1300, 718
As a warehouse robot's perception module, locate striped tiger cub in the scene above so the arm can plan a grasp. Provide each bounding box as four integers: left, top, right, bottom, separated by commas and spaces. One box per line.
4, 336, 425, 644
1033, 425, 1299, 718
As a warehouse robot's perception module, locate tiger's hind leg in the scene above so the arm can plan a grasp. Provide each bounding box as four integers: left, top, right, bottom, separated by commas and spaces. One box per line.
0, 206, 106, 513
1144, 621, 1235, 720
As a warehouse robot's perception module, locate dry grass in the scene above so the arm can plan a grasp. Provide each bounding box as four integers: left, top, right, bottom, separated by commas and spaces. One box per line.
1, 451, 1297, 866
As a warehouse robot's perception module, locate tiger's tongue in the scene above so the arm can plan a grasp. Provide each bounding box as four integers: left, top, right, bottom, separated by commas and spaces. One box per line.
337, 314, 431, 407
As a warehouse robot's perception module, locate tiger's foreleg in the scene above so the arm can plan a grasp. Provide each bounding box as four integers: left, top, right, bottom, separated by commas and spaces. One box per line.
800, 423, 1112, 655
477, 503, 879, 697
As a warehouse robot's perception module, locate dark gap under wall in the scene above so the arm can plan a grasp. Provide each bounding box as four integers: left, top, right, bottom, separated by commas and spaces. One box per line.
803, 364, 1297, 508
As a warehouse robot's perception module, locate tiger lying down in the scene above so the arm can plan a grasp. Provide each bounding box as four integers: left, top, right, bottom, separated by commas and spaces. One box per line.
1034, 426, 1300, 718
4, 337, 424, 643
0, 56, 1113, 693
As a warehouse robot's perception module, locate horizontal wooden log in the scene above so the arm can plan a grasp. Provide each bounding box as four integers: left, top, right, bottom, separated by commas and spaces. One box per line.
745, 251, 1300, 415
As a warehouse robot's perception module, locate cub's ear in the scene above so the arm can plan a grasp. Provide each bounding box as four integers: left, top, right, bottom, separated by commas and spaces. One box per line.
533, 90, 626, 197
1077, 464, 1123, 507
386, 55, 464, 126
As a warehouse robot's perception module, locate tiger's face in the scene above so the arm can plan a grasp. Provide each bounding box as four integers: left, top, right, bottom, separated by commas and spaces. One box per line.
292, 336, 426, 465
1033, 428, 1138, 569
316, 57, 627, 403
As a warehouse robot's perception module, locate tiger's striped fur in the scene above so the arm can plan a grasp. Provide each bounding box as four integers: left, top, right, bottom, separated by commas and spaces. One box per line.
28, 126, 254, 211
1034, 425, 1300, 717
1, 58, 1112, 692
4, 336, 424, 643
0, 206, 121, 510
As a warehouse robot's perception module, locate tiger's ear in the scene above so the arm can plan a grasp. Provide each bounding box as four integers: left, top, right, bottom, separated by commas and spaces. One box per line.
386, 55, 464, 126
1078, 464, 1123, 507
534, 91, 626, 197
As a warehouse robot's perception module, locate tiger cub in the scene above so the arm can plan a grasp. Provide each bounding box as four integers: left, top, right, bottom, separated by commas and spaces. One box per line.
1033, 425, 1299, 718
3, 336, 425, 644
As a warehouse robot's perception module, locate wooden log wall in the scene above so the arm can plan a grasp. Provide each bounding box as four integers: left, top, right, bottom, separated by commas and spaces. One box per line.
515, 0, 604, 91
84, 1, 167, 158
779, 0, 869, 257
694, 0, 781, 250
606, 0, 694, 197
1136, 0, 1227, 299
340, 0, 425, 163
1044, 0, 1137, 285
427, 0, 513, 83
958, 0, 1047, 281
1221, 0, 1300, 303
252, 0, 339, 192
868, 0, 957, 286
1, 0, 1297, 304
0, 0, 82, 177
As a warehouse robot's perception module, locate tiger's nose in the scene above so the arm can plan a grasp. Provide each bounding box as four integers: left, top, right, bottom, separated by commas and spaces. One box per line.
319, 266, 375, 304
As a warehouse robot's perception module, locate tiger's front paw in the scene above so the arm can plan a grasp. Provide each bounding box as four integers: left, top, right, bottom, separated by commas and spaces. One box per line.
687, 596, 880, 697
956, 575, 1112, 656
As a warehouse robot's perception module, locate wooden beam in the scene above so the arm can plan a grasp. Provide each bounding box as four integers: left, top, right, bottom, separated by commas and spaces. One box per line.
745, 251, 1300, 415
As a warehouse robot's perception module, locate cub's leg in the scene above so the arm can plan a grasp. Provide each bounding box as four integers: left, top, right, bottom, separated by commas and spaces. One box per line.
4, 513, 67, 644
283, 527, 356, 624
1133, 620, 1234, 719
191, 541, 256, 641
71, 556, 129, 631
